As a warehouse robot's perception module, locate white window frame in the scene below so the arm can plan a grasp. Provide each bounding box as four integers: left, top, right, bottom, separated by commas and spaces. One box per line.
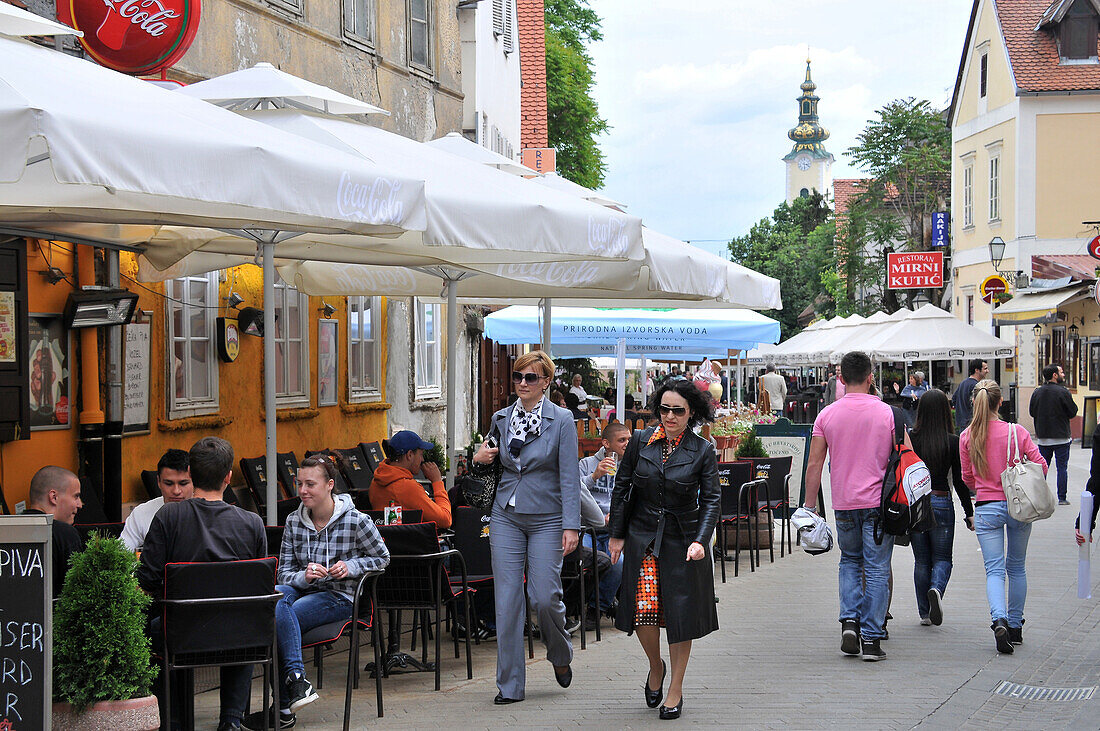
347, 296, 382, 403
963, 163, 974, 228
268, 0, 302, 18
273, 278, 310, 408
988, 153, 1001, 222
407, 0, 433, 73
166, 274, 219, 419
413, 298, 442, 400
343, 0, 375, 48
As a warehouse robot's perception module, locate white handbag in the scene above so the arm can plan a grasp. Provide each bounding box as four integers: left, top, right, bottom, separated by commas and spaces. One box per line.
1000, 424, 1055, 523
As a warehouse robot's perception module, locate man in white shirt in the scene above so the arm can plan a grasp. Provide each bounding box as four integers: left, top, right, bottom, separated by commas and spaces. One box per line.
760, 364, 788, 416
568, 374, 589, 404
121, 449, 193, 551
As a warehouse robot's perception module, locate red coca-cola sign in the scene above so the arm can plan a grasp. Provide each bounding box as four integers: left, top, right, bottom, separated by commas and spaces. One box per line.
57, 0, 200, 75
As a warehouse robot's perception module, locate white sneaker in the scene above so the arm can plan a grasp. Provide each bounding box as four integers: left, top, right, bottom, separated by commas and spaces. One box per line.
920, 617, 932, 626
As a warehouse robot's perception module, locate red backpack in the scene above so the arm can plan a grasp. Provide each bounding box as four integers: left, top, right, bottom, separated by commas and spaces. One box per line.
876, 408, 935, 544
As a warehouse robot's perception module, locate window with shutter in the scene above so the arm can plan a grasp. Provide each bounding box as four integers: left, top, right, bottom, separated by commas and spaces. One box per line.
408, 0, 432, 72
502, 0, 513, 52
492, 0, 503, 36
0, 240, 28, 442
1059, 0, 1099, 60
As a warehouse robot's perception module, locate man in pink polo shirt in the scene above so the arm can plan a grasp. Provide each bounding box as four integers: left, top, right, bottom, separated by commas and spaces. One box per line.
804, 351, 909, 662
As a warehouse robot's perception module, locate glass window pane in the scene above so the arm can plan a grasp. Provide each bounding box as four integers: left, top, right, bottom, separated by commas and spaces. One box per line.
189, 278, 207, 306
190, 341, 209, 399
275, 341, 286, 394
287, 341, 302, 393
424, 304, 435, 343
288, 290, 301, 339
363, 340, 377, 390
173, 341, 186, 400
190, 308, 207, 339
351, 341, 361, 390
411, 0, 427, 21
411, 22, 428, 66
363, 300, 373, 342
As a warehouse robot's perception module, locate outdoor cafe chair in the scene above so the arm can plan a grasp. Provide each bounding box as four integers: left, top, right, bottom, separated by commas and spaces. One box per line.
140, 469, 161, 499
371, 521, 474, 690
73, 521, 125, 544
716, 462, 758, 582
449, 506, 495, 638
156, 557, 281, 731
361, 508, 424, 526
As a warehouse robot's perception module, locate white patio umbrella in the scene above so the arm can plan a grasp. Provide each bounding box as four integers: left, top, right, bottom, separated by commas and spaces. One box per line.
531, 172, 625, 210
424, 132, 535, 176
0, 3, 81, 36
858, 305, 1014, 361
809, 311, 891, 363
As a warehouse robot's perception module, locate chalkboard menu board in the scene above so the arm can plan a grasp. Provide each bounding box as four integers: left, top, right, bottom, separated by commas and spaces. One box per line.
0, 514, 53, 730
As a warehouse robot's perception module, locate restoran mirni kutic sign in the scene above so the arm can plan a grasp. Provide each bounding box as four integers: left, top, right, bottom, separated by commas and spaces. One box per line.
57, 0, 201, 76
887, 251, 944, 290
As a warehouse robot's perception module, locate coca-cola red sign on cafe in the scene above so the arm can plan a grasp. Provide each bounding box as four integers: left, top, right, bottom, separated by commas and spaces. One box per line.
887, 251, 944, 289
57, 0, 201, 75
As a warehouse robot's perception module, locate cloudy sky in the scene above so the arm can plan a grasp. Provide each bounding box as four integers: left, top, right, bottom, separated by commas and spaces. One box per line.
589, 0, 975, 257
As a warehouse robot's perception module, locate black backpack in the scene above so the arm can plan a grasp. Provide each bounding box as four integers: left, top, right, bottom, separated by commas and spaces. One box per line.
875, 407, 937, 544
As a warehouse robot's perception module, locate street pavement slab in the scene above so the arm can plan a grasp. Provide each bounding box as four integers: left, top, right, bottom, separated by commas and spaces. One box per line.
192, 442, 1100, 729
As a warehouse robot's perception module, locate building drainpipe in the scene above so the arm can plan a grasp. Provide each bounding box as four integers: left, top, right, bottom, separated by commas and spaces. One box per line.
104, 250, 123, 522
77, 245, 108, 520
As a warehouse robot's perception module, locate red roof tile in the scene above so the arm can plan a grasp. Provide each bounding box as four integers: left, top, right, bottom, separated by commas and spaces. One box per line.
1032, 254, 1099, 280
999, 0, 1100, 92
517, 0, 548, 148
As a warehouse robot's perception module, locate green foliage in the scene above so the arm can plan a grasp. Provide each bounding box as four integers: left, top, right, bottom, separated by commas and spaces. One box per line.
734, 429, 770, 459
839, 98, 951, 313
728, 193, 834, 338
53, 533, 154, 711
556, 357, 605, 397
424, 440, 450, 473
545, 0, 608, 188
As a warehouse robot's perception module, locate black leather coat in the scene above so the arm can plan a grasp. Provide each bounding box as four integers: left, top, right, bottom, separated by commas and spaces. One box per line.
608, 426, 720, 643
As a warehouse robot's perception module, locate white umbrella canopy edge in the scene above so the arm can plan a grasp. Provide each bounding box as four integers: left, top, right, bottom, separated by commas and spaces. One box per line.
0, 36, 426, 234
0, 3, 81, 36
425, 132, 535, 176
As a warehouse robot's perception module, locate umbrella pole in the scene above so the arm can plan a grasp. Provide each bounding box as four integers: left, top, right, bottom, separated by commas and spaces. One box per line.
445, 279, 458, 490
263, 242, 277, 526
541, 298, 552, 357
616, 338, 627, 423
640, 355, 649, 410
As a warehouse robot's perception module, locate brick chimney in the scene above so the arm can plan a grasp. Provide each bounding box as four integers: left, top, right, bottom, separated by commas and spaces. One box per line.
517, 0, 547, 148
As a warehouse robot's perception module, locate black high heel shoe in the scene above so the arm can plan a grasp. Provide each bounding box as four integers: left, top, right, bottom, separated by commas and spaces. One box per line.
644, 661, 666, 708
659, 698, 683, 720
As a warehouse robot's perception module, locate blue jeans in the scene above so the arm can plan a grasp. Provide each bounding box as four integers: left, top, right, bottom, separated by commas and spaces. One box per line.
1038, 442, 1071, 500
974, 502, 1032, 626
583, 532, 623, 611
276, 585, 352, 700
834, 508, 893, 640
910, 495, 956, 617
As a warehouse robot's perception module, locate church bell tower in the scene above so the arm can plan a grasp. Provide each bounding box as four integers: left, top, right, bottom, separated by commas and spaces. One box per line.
783, 59, 834, 204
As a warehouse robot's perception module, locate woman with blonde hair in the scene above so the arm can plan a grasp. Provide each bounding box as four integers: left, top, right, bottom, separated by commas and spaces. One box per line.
959, 380, 1047, 653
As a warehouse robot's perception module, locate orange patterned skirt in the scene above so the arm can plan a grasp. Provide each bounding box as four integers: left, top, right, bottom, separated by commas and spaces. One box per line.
634, 550, 664, 627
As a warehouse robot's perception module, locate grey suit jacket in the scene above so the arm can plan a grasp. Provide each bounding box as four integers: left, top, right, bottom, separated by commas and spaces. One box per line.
490, 400, 582, 530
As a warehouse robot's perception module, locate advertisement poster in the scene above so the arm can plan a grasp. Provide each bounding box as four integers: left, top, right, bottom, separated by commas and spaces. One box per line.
318, 319, 338, 406
0, 291, 15, 363
28, 315, 71, 430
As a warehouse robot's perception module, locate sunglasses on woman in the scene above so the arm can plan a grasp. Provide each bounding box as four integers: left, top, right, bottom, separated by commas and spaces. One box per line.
658, 404, 687, 416
511, 371, 544, 384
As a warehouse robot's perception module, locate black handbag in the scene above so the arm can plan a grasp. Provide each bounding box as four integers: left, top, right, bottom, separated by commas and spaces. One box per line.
461, 428, 502, 511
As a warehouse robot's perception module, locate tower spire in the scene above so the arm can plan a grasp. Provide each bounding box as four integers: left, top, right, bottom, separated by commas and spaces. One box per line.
784, 59, 830, 158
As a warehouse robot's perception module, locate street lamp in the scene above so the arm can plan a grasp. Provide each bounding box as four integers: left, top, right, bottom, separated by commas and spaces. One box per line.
1071, 323, 1080, 339
1033, 324, 1042, 337
988, 237, 1006, 270
913, 290, 931, 308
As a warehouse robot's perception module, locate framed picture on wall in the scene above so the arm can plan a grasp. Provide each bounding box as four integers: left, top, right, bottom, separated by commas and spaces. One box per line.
28, 314, 72, 431
318, 319, 338, 407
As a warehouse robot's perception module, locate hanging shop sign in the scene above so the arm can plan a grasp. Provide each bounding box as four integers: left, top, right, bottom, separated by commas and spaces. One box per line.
520, 148, 556, 174
980, 274, 1009, 304
216, 317, 240, 363
887, 251, 944, 289
931, 212, 949, 248
57, 0, 201, 76
1087, 235, 1100, 261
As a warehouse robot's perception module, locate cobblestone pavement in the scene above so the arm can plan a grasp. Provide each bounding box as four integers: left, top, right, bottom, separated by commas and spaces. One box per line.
194, 443, 1100, 729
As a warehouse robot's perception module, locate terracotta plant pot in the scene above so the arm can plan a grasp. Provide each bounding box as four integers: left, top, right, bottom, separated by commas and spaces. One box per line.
53, 695, 160, 731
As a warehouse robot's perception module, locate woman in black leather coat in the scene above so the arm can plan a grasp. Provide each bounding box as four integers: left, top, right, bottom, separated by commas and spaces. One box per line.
608, 379, 720, 720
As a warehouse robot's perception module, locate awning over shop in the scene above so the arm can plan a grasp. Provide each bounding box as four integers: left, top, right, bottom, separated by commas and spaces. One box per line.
991, 285, 1091, 325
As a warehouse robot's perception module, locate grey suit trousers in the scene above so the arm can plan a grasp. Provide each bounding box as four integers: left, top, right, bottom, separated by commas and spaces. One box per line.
490, 504, 573, 699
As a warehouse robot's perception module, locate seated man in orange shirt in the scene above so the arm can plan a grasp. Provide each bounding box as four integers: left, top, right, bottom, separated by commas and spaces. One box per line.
369, 430, 452, 529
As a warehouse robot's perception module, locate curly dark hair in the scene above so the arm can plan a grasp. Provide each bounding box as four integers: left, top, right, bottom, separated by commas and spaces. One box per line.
647, 378, 715, 428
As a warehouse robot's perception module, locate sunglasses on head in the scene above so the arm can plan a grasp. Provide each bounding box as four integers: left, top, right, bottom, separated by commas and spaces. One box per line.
511, 371, 543, 384
658, 404, 688, 416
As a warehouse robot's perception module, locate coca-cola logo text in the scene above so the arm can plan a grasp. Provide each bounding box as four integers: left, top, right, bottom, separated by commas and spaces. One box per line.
490, 261, 603, 288
58, 0, 201, 75
337, 172, 405, 225
587, 216, 629, 256
96, 0, 180, 50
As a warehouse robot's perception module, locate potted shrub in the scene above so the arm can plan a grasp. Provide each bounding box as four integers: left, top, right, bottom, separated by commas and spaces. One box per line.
424, 438, 450, 473
733, 427, 770, 460
53, 533, 159, 731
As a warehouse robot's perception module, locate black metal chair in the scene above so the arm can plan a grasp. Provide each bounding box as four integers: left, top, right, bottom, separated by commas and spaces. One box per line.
335, 446, 374, 493
715, 461, 753, 582
747, 456, 792, 562
359, 441, 386, 474
735, 478, 772, 571
372, 522, 473, 690
276, 453, 300, 497
157, 557, 281, 731
240, 454, 300, 510
560, 526, 599, 648
304, 450, 351, 494
448, 506, 494, 636
264, 525, 284, 557
276, 497, 301, 526
74, 521, 125, 544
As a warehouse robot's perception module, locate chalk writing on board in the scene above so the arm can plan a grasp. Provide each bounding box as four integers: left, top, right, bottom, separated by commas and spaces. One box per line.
0, 545, 46, 728
124, 321, 151, 433
759, 436, 808, 506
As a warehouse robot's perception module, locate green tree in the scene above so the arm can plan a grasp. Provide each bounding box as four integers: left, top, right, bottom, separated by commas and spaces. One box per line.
545, 0, 608, 188
840, 98, 951, 313
729, 193, 834, 339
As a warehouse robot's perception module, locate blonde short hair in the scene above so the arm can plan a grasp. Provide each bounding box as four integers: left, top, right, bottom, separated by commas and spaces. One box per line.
513, 350, 555, 380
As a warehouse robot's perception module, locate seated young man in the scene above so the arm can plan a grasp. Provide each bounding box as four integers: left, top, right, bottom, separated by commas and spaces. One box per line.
137, 437, 267, 731
121, 448, 193, 552
578, 422, 631, 620
369, 430, 452, 529
23, 465, 84, 599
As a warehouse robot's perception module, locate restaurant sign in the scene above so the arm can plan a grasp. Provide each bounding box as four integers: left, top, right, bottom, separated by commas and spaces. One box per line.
887, 251, 943, 289
980, 274, 1009, 304
57, 0, 201, 75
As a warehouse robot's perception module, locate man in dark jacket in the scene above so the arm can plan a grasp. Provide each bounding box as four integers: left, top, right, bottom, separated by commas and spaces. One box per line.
1029, 364, 1078, 505
952, 359, 988, 433
24, 465, 83, 599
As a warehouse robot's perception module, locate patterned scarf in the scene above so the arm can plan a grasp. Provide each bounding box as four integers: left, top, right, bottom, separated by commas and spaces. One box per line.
509, 397, 543, 456
647, 424, 685, 463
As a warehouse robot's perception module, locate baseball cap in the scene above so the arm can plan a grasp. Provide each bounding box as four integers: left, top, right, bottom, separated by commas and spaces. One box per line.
388, 430, 434, 454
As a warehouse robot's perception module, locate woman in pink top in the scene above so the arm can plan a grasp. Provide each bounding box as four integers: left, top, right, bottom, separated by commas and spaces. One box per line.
959, 380, 1047, 654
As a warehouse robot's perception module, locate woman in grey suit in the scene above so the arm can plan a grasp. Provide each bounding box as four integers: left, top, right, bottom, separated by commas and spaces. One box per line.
608, 378, 720, 720
472, 350, 581, 705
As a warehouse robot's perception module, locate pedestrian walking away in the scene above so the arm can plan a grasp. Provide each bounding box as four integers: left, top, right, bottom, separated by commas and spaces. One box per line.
804, 351, 903, 662
952, 359, 988, 435
907, 389, 974, 627
608, 378, 721, 720
960, 380, 1048, 653
472, 350, 580, 705
1029, 363, 1078, 505
760, 364, 787, 417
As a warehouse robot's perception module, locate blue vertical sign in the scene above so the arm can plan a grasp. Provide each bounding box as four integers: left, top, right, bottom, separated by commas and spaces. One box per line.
932, 212, 950, 248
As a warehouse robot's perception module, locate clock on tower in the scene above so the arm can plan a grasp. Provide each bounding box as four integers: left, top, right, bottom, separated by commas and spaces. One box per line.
783, 59, 835, 204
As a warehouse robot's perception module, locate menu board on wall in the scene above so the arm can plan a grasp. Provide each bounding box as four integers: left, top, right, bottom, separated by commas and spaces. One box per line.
123, 317, 151, 435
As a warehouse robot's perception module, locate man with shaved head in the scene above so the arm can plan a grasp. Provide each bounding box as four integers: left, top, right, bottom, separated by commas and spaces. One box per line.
24, 465, 84, 598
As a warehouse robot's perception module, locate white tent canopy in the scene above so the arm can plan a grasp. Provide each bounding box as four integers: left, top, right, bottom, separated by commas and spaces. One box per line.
531, 172, 625, 209
852, 305, 1014, 362
424, 131, 534, 176
0, 2, 81, 36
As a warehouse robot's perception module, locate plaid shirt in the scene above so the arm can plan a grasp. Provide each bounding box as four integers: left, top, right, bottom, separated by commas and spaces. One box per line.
279, 493, 390, 601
